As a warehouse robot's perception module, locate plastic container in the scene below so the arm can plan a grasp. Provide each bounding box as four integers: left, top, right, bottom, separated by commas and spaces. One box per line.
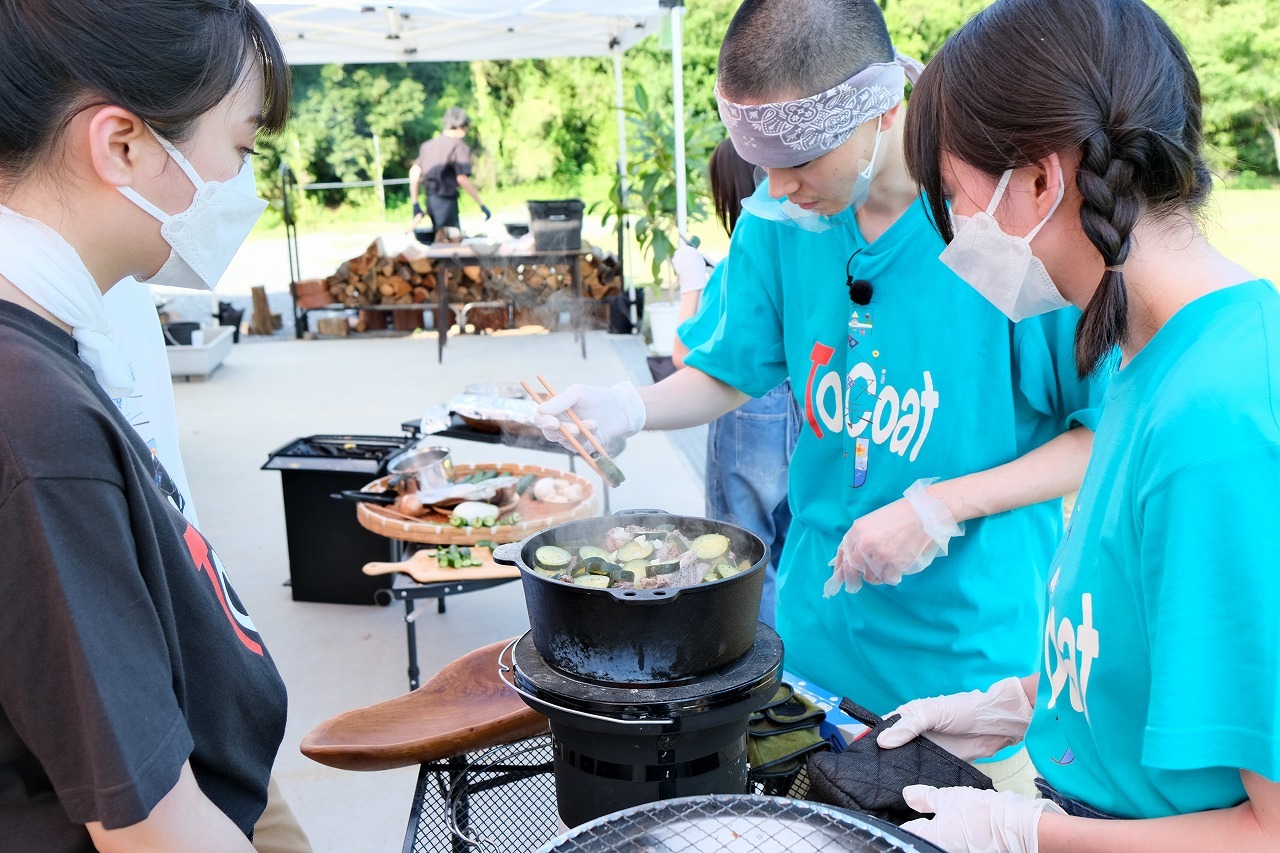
646, 301, 681, 356
527, 199, 584, 251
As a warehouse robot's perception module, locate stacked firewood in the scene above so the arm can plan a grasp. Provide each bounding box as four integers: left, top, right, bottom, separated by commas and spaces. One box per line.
317, 240, 624, 309
324, 240, 447, 307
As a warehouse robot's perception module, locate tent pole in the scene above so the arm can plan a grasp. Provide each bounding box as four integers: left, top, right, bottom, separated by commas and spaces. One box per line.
668, 0, 688, 237
613, 41, 637, 331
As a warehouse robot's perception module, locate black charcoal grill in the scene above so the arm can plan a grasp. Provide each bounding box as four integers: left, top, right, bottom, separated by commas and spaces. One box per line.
501, 624, 783, 828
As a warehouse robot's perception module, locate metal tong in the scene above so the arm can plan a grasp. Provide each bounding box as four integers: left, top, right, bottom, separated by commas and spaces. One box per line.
520, 376, 626, 487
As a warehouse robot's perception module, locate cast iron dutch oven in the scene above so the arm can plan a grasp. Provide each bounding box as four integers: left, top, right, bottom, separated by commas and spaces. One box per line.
492, 510, 768, 685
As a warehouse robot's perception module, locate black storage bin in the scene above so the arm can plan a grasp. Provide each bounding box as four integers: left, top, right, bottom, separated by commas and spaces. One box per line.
163, 321, 201, 346
527, 199, 584, 251
261, 434, 410, 604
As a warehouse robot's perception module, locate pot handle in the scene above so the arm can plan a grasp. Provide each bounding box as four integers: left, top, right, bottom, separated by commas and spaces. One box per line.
617, 508, 667, 516
492, 542, 522, 566
497, 635, 673, 727
611, 587, 684, 604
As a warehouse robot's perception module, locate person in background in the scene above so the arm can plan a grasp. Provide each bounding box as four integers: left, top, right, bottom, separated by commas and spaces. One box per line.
0, 1, 290, 849
670, 139, 800, 627
104, 282, 313, 853
875, 0, 1280, 849
534, 0, 1104, 798
408, 106, 491, 233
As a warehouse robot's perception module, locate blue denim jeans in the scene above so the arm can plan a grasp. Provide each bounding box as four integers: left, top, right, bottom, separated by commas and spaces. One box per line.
705, 381, 801, 627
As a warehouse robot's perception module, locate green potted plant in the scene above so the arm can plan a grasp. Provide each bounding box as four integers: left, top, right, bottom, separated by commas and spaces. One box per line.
591, 82, 718, 347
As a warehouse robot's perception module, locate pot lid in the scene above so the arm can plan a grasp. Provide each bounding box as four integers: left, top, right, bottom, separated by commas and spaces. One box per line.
513, 623, 783, 719
538, 794, 945, 852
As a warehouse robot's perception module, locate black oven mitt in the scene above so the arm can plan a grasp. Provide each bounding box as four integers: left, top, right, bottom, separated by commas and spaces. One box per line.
805, 698, 993, 825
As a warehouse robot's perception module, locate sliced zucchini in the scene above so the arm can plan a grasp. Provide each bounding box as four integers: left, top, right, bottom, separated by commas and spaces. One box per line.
666, 533, 690, 554
701, 572, 719, 584
582, 557, 622, 580
534, 545, 572, 570
648, 559, 680, 575
533, 568, 560, 578
615, 537, 655, 562
578, 546, 612, 561
690, 533, 731, 561
573, 574, 611, 589
620, 564, 646, 584
714, 562, 741, 579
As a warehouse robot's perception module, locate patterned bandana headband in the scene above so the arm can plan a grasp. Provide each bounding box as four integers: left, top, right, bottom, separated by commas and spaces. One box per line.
716, 51, 925, 169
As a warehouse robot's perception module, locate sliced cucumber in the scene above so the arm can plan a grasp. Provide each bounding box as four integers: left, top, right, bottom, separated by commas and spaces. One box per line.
690, 533, 731, 561
573, 574, 611, 589
578, 546, 612, 561
615, 537, 655, 562
534, 545, 572, 570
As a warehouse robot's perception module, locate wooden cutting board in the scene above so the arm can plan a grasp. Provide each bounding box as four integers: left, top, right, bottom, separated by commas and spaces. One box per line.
362, 547, 522, 585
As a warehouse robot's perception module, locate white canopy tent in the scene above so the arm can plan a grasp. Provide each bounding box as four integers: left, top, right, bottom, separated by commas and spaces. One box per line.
260, 1, 660, 64
257, 0, 692, 293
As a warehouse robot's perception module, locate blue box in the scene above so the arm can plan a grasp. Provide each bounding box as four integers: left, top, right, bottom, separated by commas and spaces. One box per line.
784, 670, 871, 753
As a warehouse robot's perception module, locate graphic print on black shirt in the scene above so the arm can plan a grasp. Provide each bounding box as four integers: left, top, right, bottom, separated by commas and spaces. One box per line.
181, 523, 264, 656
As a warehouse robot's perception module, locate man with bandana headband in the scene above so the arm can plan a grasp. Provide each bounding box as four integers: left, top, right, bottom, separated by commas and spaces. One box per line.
534, 0, 1103, 794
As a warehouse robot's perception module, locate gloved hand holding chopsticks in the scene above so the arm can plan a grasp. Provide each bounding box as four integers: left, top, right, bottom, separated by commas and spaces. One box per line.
533, 382, 647, 448
824, 477, 964, 596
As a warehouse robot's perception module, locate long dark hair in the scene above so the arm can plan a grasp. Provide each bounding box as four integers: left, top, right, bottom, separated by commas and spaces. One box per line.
708, 139, 757, 236
0, 0, 290, 186
904, 0, 1212, 376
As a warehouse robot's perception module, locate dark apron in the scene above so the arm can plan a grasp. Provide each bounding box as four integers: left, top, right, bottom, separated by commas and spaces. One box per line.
1035, 778, 1123, 820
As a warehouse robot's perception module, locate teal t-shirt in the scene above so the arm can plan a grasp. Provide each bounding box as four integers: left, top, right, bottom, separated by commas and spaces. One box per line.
1026, 280, 1280, 818
684, 185, 1105, 715
678, 263, 726, 351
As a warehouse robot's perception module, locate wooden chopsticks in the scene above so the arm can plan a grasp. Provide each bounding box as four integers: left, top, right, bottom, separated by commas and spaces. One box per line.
519, 380, 609, 482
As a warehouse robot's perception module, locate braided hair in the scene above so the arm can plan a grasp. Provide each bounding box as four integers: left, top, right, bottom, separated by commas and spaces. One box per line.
903, 0, 1212, 376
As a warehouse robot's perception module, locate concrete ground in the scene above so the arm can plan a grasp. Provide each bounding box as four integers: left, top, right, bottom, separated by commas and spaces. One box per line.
173, 328, 706, 851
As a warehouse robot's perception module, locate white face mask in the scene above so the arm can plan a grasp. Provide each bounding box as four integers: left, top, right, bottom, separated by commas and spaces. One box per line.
120, 130, 267, 291
741, 115, 885, 233
939, 167, 1068, 321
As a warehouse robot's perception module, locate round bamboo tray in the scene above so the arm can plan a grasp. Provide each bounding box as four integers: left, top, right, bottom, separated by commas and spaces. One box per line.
354, 462, 598, 545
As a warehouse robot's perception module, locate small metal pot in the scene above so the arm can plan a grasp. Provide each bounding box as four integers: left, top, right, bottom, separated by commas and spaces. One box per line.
493, 510, 768, 685
385, 444, 453, 494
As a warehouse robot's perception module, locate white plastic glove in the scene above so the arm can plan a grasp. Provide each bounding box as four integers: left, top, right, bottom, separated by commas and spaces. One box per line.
823, 477, 963, 596
533, 381, 646, 448
876, 676, 1033, 762
672, 245, 710, 294
901, 785, 1064, 853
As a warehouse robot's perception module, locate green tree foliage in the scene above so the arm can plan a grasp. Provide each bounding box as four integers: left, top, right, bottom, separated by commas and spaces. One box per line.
261, 0, 1276, 226
593, 83, 720, 283
1151, 0, 1279, 176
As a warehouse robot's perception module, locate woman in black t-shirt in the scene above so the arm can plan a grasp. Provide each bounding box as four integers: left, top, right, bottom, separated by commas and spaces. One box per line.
0, 2, 291, 850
